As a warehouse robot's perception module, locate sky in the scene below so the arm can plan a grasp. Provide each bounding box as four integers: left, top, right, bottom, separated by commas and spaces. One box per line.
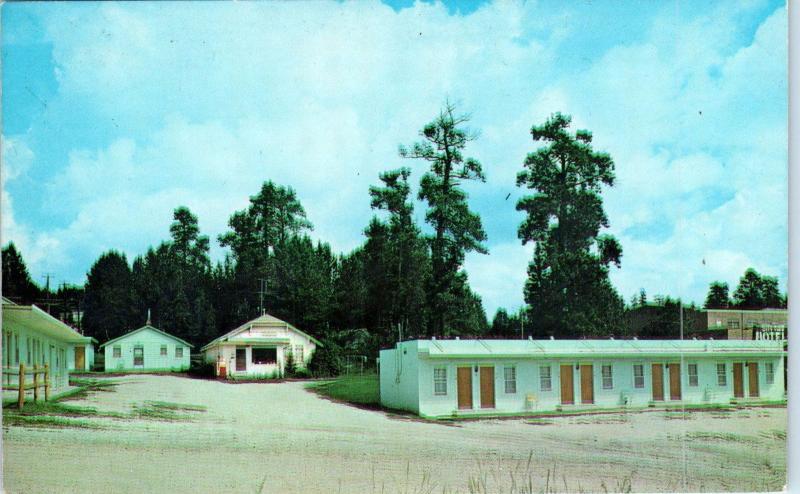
1, 0, 788, 318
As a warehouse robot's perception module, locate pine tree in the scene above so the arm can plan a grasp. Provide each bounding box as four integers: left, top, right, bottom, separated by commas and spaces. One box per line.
516, 113, 624, 338
400, 103, 487, 336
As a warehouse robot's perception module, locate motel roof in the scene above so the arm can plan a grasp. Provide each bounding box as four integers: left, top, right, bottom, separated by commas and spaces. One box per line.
404, 338, 785, 359
2, 303, 93, 344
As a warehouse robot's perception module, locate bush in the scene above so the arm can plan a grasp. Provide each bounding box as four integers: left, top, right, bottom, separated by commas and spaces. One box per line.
187, 360, 215, 378
308, 340, 344, 377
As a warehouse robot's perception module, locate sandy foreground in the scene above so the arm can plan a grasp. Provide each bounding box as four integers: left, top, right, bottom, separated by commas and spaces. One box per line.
1, 375, 786, 493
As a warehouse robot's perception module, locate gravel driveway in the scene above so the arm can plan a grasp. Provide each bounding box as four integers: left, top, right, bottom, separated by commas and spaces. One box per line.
2, 375, 786, 493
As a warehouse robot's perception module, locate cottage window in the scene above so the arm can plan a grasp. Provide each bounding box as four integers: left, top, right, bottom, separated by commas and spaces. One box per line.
601, 365, 613, 390
252, 347, 276, 364
113, 346, 122, 358
688, 364, 698, 387
294, 345, 304, 364
633, 364, 644, 388
14, 334, 19, 365
716, 363, 727, 386
175, 347, 184, 358
161, 345, 167, 356
433, 367, 447, 395
729, 320, 739, 330
539, 366, 552, 392
26, 338, 31, 365
504, 366, 517, 394
766, 362, 775, 385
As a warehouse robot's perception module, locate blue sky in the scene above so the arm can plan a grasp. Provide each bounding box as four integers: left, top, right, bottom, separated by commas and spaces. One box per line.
2, 0, 787, 316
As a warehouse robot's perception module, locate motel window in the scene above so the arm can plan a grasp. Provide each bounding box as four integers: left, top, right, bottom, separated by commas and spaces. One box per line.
176, 347, 184, 358
294, 345, 304, 364
716, 363, 727, 386
14, 334, 19, 365
113, 346, 121, 358
539, 366, 552, 392
633, 364, 644, 388
504, 366, 517, 394
161, 345, 167, 356
688, 364, 698, 387
252, 348, 277, 364
766, 362, 775, 385
602, 365, 613, 390
729, 320, 739, 329
433, 367, 447, 396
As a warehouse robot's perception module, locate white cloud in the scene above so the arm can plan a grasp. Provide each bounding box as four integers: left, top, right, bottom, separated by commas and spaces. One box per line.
1, 1, 787, 316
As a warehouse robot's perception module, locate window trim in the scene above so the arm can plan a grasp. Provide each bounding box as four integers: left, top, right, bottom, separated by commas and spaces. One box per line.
160, 345, 168, 356
688, 363, 699, 387
765, 362, 775, 385
539, 365, 552, 392
113, 346, 122, 359
175, 347, 184, 358
504, 366, 517, 394
633, 364, 645, 389
601, 364, 613, 390
716, 363, 727, 387
433, 367, 447, 396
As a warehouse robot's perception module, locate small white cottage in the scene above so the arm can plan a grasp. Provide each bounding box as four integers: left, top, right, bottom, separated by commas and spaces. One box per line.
379, 339, 786, 418
100, 323, 193, 372
201, 313, 321, 378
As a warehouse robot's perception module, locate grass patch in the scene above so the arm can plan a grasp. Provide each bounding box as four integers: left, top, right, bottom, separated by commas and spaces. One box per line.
131, 401, 207, 421
307, 374, 379, 407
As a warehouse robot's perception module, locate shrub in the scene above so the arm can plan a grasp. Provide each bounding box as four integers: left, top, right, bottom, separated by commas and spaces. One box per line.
308, 340, 344, 377
187, 361, 215, 378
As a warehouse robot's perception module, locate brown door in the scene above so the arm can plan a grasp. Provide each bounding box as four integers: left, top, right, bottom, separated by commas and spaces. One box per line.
236, 348, 247, 371
480, 367, 495, 409
580, 364, 594, 404
733, 363, 744, 398
668, 363, 681, 400
457, 367, 473, 410
560, 365, 574, 405
75, 346, 85, 371
748, 362, 759, 397
652, 364, 664, 401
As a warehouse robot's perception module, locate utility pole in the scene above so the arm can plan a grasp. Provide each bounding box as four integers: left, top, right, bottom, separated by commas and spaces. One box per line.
679, 301, 684, 340
520, 308, 525, 339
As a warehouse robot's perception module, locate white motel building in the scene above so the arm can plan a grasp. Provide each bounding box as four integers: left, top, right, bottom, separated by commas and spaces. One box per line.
379, 338, 785, 418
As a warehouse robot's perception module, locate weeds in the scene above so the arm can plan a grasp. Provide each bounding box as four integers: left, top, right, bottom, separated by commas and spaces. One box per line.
131, 401, 207, 421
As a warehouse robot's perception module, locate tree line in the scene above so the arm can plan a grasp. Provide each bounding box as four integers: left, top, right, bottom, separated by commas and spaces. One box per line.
1, 103, 787, 358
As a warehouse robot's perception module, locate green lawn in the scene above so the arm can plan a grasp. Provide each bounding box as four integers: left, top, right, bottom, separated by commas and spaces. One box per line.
309, 373, 379, 407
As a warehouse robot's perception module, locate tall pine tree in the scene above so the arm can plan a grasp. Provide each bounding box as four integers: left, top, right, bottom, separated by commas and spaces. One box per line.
516, 113, 624, 338
400, 103, 488, 336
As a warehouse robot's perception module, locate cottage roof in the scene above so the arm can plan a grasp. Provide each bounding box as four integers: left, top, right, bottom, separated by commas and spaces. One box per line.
200, 313, 322, 351
406, 338, 785, 358
2, 303, 88, 344
99, 325, 194, 349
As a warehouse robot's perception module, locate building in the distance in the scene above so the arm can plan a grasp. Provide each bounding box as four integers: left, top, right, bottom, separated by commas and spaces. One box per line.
698, 308, 787, 341
379, 338, 786, 418
100, 321, 193, 372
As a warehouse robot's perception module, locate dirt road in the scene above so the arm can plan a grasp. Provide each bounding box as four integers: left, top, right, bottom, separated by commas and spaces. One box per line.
2, 375, 786, 493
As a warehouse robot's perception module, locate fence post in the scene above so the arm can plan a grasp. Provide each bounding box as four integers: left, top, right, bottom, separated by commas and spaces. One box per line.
44, 364, 50, 401
33, 365, 39, 402
18, 363, 25, 409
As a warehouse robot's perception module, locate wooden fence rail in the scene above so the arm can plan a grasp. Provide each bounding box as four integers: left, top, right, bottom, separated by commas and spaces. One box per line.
2, 363, 50, 408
